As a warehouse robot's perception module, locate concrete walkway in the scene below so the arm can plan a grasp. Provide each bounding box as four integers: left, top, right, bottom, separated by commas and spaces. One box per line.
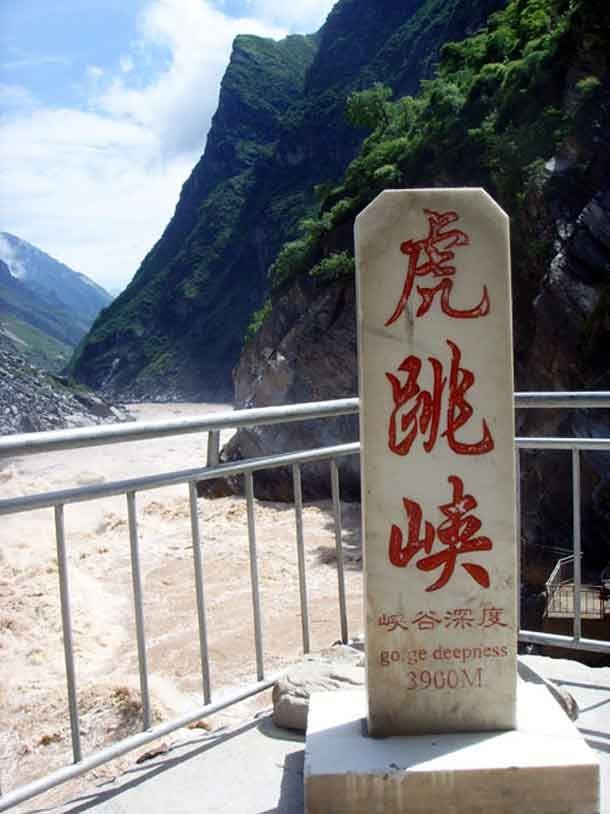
38, 656, 609, 813
46, 716, 305, 814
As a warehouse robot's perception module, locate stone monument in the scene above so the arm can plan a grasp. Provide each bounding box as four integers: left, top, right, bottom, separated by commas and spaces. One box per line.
304, 189, 600, 813
360, 188, 516, 736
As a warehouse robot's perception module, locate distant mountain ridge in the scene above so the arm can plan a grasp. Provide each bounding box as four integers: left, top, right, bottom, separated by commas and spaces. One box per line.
0, 232, 111, 370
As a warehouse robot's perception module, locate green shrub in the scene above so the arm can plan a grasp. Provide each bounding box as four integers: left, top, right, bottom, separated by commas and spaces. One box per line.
309, 251, 355, 281
244, 298, 272, 342
269, 234, 318, 288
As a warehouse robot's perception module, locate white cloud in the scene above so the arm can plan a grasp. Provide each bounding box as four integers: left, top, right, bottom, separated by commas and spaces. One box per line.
0, 107, 195, 291
98, 0, 285, 157
0, 82, 37, 112
119, 55, 134, 73
0, 234, 27, 278
2, 55, 70, 71
0, 0, 337, 291
247, 0, 335, 32
86, 65, 104, 80
0, 0, 287, 290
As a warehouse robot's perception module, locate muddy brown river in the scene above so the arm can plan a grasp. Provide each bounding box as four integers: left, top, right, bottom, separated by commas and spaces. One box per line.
0, 403, 363, 811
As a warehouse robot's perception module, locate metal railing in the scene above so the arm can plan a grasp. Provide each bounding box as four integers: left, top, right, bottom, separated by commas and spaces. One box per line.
545, 584, 605, 619
544, 555, 606, 620
515, 391, 610, 654
547, 554, 578, 588
1, 391, 609, 810
0, 399, 359, 811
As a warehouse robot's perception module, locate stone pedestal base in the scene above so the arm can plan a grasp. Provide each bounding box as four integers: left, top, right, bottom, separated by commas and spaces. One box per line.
304, 683, 599, 813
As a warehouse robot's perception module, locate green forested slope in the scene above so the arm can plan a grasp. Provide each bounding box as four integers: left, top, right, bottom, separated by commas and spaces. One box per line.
70, 0, 506, 399
259, 0, 608, 381
229, 0, 609, 570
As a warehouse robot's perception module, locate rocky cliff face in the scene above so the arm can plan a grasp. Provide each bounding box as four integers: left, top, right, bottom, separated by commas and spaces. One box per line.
224, 0, 610, 578
70, 0, 506, 401
0, 332, 129, 435
219, 276, 359, 499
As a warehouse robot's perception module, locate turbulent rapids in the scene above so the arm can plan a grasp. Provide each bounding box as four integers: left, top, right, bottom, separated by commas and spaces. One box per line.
0, 403, 362, 811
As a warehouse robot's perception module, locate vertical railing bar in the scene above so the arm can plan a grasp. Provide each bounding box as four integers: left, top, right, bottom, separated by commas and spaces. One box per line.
572, 449, 582, 641
245, 473, 264, 681
126, 492, 152, 729
330, 459, 348, 644
188, 481, 212, 704
292, 464, 310, 654
54, 504, 82, 763
206, 430, 220, 467
515, 448, 521, 632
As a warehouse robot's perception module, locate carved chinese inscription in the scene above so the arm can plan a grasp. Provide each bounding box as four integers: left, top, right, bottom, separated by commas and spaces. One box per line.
389, 475, 492, 592
386, 340, 494, 456
385, 208, 490, 325
356, 189, 517, 736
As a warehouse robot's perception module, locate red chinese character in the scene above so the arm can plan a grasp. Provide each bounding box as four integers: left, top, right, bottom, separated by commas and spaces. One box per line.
386, 340, 494, 456
479, 607, 507, 628
411, 611, 443, 630
389, 475, 492, 592
378, 613, 409, 631
385, 209, 490, 326
444, 608, 474, 629
389, 499, 434, 567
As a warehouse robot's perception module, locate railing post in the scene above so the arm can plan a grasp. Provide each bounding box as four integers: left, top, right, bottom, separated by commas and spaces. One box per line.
515, 448, 521, 632
189, 481, 212, 704
54, 504, 82, 763
206, 430, 220, 467
330, 459, 348, 644
245, 473, 265, 680
126, 492, 152, 729
572, 449, 582, 641
292, 464, 311, 654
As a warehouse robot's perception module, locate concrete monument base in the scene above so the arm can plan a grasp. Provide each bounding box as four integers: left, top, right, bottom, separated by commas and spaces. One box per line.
304, 682, 599, 813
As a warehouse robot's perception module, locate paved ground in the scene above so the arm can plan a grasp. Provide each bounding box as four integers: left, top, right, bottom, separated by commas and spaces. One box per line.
522, 654, 610, 812
46, 715, 305, 814
32, 656, 609, 814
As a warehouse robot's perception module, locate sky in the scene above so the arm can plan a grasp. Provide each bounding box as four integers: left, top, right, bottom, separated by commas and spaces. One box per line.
0, 0, 336, 293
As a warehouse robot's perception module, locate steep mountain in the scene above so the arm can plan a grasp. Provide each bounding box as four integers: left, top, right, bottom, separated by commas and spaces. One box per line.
69, 0, 506, 400
224, 0, 610, 584
0, 234, 111, 370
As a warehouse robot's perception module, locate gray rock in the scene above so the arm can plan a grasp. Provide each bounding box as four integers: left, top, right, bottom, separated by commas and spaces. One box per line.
517, 657, 579, 720
272, 649, 580, 734
202, 276, 359, 501
273, 645, 365, 732
0, 331, 132, 436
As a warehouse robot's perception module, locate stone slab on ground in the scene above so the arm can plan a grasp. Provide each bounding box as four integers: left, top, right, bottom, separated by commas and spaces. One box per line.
521, 654, 610, 807
273, 645, 365, 732
304, 682, 599, 813
271, 653, 576, 734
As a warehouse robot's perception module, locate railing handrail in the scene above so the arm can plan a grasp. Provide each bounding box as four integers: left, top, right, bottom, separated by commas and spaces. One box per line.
0, 397, 360, 459
1, 391, 610, 459
2, 390, 610, 811
514, 391, 610, 409
0, 442, 360, 516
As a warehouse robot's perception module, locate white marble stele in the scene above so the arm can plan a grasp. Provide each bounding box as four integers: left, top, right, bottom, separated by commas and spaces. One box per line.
355, 189, 517, 735
304, 684, 600, 814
